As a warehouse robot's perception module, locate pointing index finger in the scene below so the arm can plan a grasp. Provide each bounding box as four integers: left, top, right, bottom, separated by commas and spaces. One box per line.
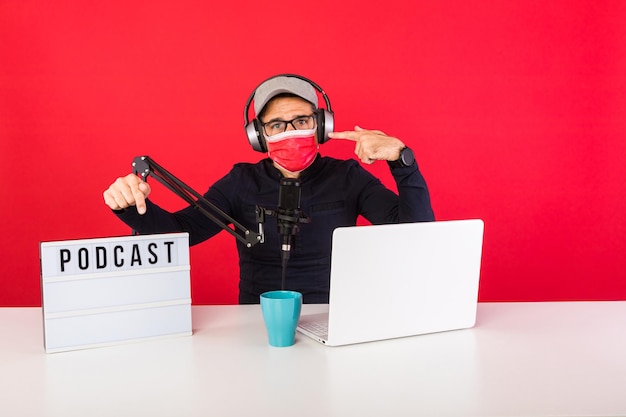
328, 130, 358, 141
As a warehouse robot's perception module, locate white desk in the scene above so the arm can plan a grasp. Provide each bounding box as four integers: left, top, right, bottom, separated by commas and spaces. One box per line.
1, 302, 625, 416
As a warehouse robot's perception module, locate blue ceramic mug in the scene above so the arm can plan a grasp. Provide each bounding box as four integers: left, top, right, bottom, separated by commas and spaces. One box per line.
260, 290, 303, 347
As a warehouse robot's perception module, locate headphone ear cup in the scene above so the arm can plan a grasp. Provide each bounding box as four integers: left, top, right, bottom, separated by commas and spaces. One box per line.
317, 109, 334, 144
246, 119, 267, 153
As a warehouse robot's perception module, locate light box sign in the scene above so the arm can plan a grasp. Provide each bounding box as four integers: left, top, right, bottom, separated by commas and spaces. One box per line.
40, 233, 192, 353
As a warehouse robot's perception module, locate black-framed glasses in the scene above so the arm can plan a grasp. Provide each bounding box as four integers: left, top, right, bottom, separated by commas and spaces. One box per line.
262, 114, 317, 136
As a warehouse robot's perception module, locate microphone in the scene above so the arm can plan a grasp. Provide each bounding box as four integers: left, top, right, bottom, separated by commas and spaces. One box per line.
276, 178, 310, 289
277, 178, 302, 258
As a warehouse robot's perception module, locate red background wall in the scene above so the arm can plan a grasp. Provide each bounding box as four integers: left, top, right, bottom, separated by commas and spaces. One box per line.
1, 1, 625, 306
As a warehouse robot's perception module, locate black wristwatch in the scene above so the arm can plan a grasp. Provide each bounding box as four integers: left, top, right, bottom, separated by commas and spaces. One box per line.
388, 147, 415, 168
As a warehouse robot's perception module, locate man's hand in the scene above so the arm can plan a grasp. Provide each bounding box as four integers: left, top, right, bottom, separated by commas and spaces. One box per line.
103, 174, 152, 214
328, 126, 405, 164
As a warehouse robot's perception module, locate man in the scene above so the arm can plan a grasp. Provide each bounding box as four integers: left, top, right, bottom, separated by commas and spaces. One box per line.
103, 74, 435, 303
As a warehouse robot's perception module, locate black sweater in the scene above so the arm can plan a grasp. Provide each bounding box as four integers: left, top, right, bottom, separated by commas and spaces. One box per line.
116, 155, 435, 303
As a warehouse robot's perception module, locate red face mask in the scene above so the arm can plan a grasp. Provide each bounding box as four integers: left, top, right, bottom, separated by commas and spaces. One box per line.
266, 128, 319, 173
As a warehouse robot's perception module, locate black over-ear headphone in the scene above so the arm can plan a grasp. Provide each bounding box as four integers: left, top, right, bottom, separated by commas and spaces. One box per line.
243, 74, 334, 153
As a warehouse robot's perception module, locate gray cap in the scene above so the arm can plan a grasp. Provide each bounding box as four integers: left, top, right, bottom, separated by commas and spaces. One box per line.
253, 76, 318, 116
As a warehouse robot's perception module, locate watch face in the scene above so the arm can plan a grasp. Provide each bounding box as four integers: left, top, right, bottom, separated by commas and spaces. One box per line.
401, 148, 415, 166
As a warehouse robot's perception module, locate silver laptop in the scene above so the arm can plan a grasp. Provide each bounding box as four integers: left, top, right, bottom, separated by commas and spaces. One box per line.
297, 219, 484, 346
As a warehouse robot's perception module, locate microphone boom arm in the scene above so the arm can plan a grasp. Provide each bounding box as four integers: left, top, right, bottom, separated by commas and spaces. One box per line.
132, 156, 264, 248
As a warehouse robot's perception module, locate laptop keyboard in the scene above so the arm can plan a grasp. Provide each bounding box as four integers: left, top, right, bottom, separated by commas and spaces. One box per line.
299, 320, 328, 338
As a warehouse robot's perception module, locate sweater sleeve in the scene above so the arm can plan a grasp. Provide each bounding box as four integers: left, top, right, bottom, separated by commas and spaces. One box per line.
355, 159, 435, 224
389, 160, 435, 222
